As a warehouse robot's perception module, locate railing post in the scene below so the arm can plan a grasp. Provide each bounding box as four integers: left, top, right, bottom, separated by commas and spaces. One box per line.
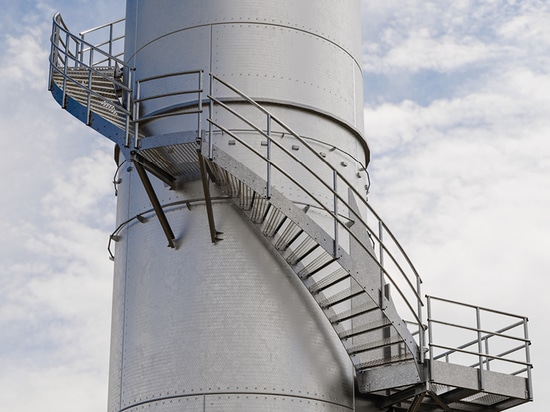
333, 170, 338, 258
208, 74, 214, 159
134, 80, 141, 149
125, 69, 133, 147
485, 336, 492, 371
86, 48, 93, 124
378, 220, 384, 307
476, 306, 485, 390
79, 34, 85, 67
197, 71, 203, 148
74, 37, 80, 68
62, 31, 70, 108
109, 23, 114, 66
48, 21, 57, 91
524, 318, 533, 400
266, 113, 272, 199
418, 275, 425, 363
427, 296, 434, 381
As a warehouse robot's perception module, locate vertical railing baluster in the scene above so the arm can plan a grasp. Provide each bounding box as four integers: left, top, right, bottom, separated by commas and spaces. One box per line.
266, 113, 272, 199
109, 23, 114, 66
62, 32, 70, 108
125, 68, 133, 148
197, 71, 203, 144
477, 306, 485, 390
333, 170, 338, 258
485, 336, 492, 371
524, 318, 533, 400
134, 80, 141, 149
48, 20, 57, 91
379, 220, 384, 307
427, 296, 434, 382
86, 48, 93, 124
208, 74, 214, 159
418, 275, 424, 363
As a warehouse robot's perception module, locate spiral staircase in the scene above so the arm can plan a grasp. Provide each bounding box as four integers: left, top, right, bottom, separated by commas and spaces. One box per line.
48, 13, 533, 412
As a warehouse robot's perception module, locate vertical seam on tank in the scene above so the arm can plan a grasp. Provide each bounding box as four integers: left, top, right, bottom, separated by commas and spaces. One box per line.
119, 168, 131, 411
118, 161, 133, 411
352, 59, 357, 128
119, 6, 139, 409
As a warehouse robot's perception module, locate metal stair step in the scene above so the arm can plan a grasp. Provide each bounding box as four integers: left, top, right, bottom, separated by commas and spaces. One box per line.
338, 318, 392, 340
239, 184, 254, 210
286, 237, 318, 265
348, 335, 404, 356
317, 283, 364, 309
262, 208, 286, 237
249, 196, 270, 224
297, 252, 336, 280
273, 220, 302, 251
308, 267, 349, 294
328, 301, 379, 324
355, 352, 414, 370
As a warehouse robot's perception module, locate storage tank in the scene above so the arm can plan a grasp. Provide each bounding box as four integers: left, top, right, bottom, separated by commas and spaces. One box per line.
107, 1, 367, 411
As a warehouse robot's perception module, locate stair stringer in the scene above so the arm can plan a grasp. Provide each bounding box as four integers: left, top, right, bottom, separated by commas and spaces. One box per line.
207, 146, 423, 388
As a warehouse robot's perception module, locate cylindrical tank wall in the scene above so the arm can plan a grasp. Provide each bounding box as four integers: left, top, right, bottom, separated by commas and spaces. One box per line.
108, 1, 366, 411
124, 0, 367, 170
107, 174, 355, 411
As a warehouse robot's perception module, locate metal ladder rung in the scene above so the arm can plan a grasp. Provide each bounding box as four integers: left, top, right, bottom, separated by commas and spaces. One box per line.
286, 237, 318, 265
309, 268, 349, 294
338, 318, 392, 340
328, 301, 379, 324
317, 284, 363, 309
348, 336, 404, 356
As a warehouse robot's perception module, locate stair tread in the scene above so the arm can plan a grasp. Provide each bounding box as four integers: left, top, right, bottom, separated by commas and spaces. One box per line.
317, 283, 364, 309
348, 335, 404, 355
355, 352, 414, 370
328, 301, 379, 323
309, 267, 349, 294
338, 317, 392, 339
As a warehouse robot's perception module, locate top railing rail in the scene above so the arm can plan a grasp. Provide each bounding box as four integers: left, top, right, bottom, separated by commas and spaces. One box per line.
206, 73, 425, 359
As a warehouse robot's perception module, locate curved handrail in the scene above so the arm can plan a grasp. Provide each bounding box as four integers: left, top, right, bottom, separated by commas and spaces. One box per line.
49, 13, 134, 142
206, 74, 426, 354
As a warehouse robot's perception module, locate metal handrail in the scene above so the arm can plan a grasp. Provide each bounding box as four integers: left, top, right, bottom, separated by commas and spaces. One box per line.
206, 74, 425, 355
78, 17, 125, 67
426, 295, 532, 383
49, 13, 133, 142
209, 74, 423, 299
132, 70, 204, 148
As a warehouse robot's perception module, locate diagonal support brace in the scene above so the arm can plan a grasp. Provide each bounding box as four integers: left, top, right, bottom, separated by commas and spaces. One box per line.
197, 149, 221, 243
133, 159, 177, 248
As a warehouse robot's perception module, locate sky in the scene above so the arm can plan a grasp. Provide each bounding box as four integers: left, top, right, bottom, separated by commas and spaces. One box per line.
0, 1, 547, 411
